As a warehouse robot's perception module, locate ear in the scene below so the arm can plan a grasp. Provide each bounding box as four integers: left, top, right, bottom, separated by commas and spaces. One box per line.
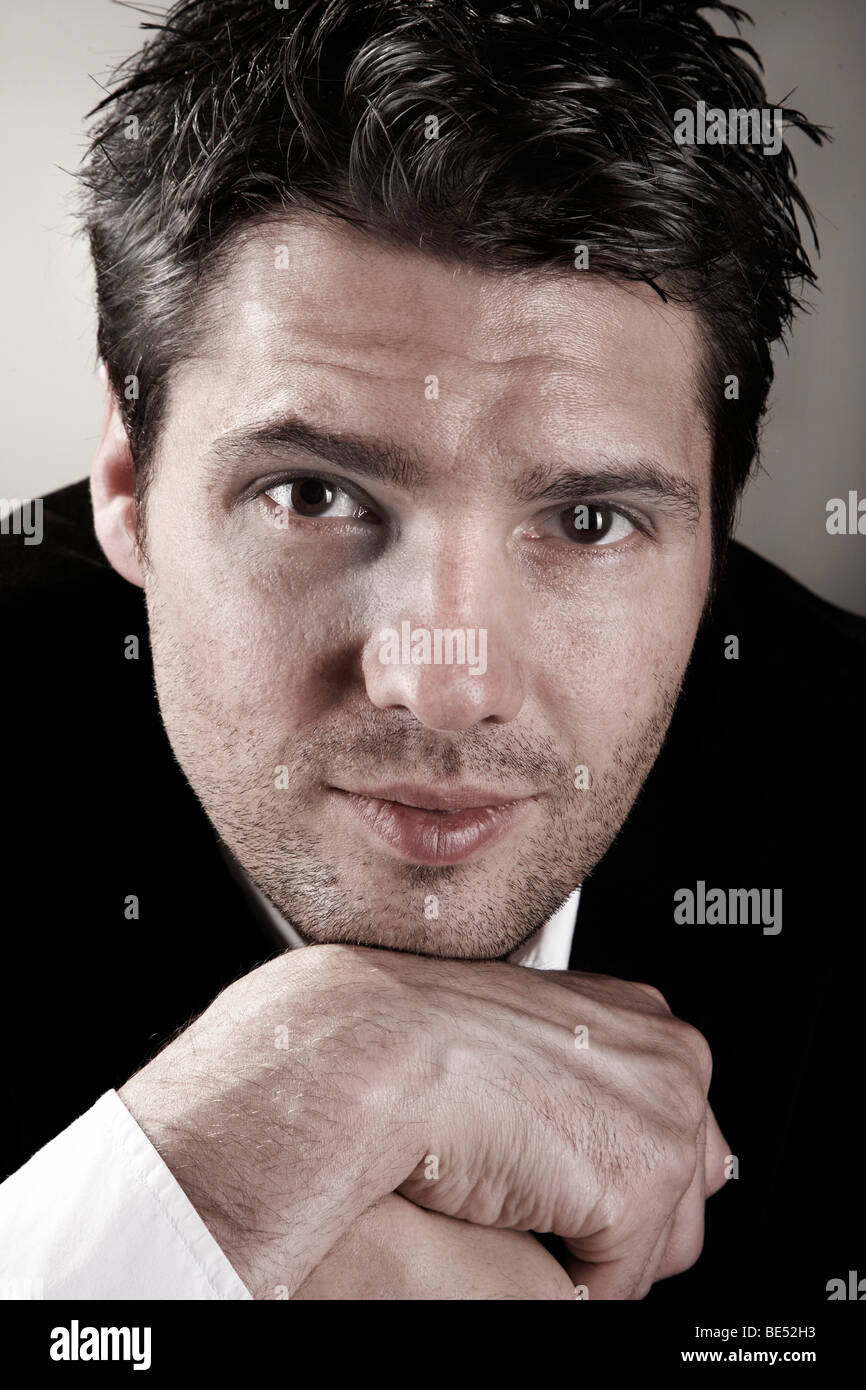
90, 365, 146, 588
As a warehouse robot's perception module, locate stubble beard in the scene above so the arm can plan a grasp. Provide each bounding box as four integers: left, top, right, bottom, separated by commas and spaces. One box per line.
147, 582, 682, 959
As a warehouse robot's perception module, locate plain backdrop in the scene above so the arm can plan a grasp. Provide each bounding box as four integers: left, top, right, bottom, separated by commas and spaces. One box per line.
1, 0, 864, 612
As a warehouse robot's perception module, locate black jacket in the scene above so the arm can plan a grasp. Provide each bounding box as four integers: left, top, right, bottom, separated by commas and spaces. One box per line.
2, 479, 863, 1301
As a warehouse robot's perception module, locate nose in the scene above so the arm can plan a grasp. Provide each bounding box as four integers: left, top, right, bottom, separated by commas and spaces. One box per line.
361, 539, 525, 733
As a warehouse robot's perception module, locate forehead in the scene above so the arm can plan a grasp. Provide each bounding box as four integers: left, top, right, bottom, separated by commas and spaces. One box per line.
172, 213, 709, 476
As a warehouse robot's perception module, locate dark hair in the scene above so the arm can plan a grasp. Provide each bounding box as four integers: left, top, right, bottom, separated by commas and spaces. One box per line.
78, 0, 825, 581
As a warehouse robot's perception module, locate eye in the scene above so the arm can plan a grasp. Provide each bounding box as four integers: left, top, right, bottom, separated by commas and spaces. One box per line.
263, 475, 378, 522
559, 503, 636, 546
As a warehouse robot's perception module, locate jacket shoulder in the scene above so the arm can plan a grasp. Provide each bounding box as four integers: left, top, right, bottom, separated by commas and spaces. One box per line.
719, 540, 866, 656
0, 479, 115, 603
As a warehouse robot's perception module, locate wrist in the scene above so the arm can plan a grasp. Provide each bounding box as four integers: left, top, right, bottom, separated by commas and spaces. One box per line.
117, 959, 426, 1296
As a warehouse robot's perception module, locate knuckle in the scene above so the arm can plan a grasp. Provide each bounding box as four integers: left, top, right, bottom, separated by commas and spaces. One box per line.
629, 980, 671, 1014
662, 1221, 706, 1279
675, 1072, 708, 1137
679, 1022, 714, 1092
658, 1014, 714, 1095
705, 1158, 728, 1198
653, 1061, 707, 1146
655, 1133, 700, 1204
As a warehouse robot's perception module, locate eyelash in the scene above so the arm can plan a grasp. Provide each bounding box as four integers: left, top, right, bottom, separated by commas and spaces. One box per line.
259, 472, 376, 522
258, 472, 650, 547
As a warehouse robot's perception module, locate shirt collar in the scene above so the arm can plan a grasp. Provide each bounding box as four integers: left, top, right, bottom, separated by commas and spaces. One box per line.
506, 885, 582, 970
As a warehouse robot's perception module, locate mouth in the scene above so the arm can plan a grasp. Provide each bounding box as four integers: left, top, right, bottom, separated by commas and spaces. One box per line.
328, 783, 537, 866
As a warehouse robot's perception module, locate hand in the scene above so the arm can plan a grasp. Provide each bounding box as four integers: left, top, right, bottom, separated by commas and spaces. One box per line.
291, 1193, 576, 1300
120, 944, 726, 1301
359, 952, 727, 1299
119, 946, 428, 1299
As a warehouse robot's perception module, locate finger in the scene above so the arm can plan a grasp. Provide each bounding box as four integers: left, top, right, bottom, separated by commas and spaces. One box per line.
655, 1110, 709, 1282
704, 1102, 730, 1196
555, 972, 673, 1019
566, 1110, 711, 1298
563, 1208, 677, 1301
561, 1198, 674, 1302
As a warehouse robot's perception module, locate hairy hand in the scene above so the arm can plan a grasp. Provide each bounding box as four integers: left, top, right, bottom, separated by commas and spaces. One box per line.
120, 945, 727, 1300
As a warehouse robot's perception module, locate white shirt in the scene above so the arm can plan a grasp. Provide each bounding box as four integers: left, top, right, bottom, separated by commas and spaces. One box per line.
0, 868, 581, 1301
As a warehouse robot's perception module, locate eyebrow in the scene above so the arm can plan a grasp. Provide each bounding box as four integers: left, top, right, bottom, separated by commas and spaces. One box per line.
511, 459, 701, 522
211, 414, 701, 522
211, 416, 424, 492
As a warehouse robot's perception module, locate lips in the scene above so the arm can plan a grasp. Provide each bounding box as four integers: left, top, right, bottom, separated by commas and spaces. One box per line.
335, 781, 533, 812
329, 784, 536, 865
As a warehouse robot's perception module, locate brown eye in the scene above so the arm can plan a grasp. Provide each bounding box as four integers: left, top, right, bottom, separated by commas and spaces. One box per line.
290, 478, 334, 515
566, 503, 615, 543
264, 476, 379, 522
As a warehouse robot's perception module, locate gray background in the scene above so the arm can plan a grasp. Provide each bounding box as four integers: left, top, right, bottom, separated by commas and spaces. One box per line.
2, 0, 864, 611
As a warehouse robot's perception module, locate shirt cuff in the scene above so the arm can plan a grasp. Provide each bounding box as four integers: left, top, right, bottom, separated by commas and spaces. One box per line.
0, 1090, 252, 1300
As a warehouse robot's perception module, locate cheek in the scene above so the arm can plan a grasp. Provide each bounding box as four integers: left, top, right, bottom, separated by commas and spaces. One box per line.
533, 552, 708, 748
161, 484, 377, 719
148, 518, 343, 734
185, 582, 346, 730
234, 561, 382, 727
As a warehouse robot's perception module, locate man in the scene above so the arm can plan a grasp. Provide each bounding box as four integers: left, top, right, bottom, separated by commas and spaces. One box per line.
0, 0, 862, 1302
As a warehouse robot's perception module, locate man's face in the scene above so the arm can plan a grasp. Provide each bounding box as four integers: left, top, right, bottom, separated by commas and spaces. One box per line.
141, 214, 712, 958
